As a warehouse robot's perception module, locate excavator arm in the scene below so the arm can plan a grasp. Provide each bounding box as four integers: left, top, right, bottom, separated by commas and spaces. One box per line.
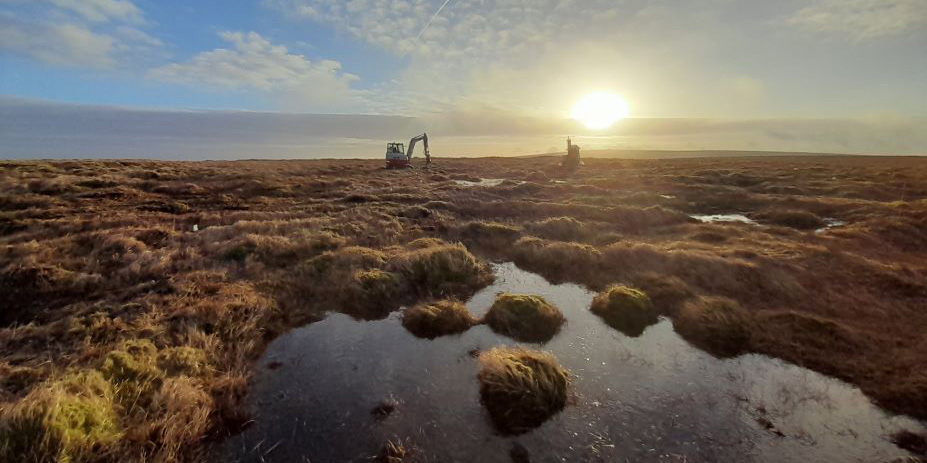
406, 133, 431, 164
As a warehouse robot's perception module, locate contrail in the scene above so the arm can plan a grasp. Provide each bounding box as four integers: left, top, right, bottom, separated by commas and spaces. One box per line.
415, 0, 454, 41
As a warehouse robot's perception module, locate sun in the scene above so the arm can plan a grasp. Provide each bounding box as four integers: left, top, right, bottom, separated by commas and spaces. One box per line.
570, 92, 631, 130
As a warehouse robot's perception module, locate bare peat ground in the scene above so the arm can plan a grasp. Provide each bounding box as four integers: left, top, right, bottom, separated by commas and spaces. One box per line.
1, 155, 926, 462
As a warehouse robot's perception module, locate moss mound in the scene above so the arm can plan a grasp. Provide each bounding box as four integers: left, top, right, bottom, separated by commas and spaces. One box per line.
483, 294, 564, 343
0, 370, 121, 463
389, 243, 493, 297
590, 285, 658, 337
673, 296, 754, 358
477, 347, 570, 435
402, 300, 477, 339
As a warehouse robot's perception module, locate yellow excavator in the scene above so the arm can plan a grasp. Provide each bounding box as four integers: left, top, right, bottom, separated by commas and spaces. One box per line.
385, 133, 431, 169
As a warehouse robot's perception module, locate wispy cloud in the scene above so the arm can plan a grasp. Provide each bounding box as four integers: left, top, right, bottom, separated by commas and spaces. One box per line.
0, 0, 158, 69
149, 31, 366, 112
0, 14, 116, 68
787, 0, 927, 40
47, 0, 144, 24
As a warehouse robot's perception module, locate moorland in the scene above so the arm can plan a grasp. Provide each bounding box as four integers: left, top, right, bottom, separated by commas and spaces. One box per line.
1, 155, 926, 462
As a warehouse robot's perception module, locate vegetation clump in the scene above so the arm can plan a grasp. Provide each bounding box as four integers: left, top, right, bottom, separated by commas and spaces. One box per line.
0, 370, 121, 463
157, 346, 209, 377
389, 243, 493, 297
402, 300, 477, 339
673, 296, 754, 358
455, 221, 521, 252
483, 294, 564, 343
477, 347, 570, 435
526, 216, 587, 242
590, 285, 658, 337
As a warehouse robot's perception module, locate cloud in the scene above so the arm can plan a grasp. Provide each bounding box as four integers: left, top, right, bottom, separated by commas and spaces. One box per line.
149, 31, 366, 112
0, 0, 157, 68
47, 0, 144, 24
787, 0, 927, 40
0, 15, 116, 68
264, 0, 751, 117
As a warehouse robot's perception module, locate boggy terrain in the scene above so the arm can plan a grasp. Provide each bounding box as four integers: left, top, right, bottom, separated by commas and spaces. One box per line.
1, 155, 926, 462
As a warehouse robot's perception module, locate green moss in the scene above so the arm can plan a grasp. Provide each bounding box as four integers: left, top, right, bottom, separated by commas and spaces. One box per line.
0, 370, 121, 463
590, 285, 658, 337
402, 300, 477, 339
101, 339, 160, 384
483, 294, 565, 343
477, 347, 570, 435
100, 340, 163, 411
157, 347, 208, 377
46, 394, 121, 458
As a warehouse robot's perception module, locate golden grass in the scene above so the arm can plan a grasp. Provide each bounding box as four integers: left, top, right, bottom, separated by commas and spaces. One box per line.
477, 347, 570, 435
483, 294, 565, 343
590, 285, 658, 337
401, 300, 477, 339
673, 296, 755, 358
1, 156, 927, 459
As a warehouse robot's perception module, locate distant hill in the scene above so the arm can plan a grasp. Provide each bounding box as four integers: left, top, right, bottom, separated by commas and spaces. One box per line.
519, 149, 850, 159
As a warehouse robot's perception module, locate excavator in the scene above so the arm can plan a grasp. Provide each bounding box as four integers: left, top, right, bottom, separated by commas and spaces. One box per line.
561, 136, 582, 171
385, 133, 431, 169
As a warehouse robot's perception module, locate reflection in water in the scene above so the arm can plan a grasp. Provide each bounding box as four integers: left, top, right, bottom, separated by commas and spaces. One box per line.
815, 217, 848, 234
454, 178, 506, 187
222, 263, 923, 463
691, 213, 757, 224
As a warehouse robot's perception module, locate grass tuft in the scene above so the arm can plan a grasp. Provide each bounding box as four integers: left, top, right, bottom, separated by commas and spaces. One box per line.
590, 285, 658, 337
673, 296, 754, 358
401, 300, 477, 339
483, 294, 564, 343
389, 243, 493, 298
477, 347, 570, 435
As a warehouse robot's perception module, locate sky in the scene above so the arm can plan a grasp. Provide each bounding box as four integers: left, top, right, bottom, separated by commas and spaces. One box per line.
1, 0, 926, 159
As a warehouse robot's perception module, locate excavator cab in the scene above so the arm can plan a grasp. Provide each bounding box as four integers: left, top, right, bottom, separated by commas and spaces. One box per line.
385, 142, 410, 169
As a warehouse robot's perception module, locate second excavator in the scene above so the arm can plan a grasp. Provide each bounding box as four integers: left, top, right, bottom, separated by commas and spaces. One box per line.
385, 133, 431, 169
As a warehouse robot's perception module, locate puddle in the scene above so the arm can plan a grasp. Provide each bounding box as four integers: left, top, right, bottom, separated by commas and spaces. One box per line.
454, 178, 506, 187
815, 218, 847, 234
660, 194, 677, 199
222, 263, 923, 463
691, 213, 758, 224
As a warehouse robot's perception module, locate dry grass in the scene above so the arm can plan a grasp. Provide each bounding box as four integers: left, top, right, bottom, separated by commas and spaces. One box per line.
477, 347, 570, 435
1, 155, 926, 458
673, 296, 755, 358
483, 294, 565, 343
401, 300, 477, 339
590, 285, 658, 337
892, 430, 927, 456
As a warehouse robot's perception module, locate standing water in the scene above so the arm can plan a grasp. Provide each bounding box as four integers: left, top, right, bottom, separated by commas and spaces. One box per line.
222, 263, 923, 463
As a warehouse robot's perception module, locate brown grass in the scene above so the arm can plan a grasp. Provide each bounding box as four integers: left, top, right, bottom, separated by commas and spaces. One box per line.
1, 156, 927, 459
477, 347, 570, 435
483, 294, 565, 343
401, 300, 477, 338
590, 285, 658, 337
674, 296, 755, 358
